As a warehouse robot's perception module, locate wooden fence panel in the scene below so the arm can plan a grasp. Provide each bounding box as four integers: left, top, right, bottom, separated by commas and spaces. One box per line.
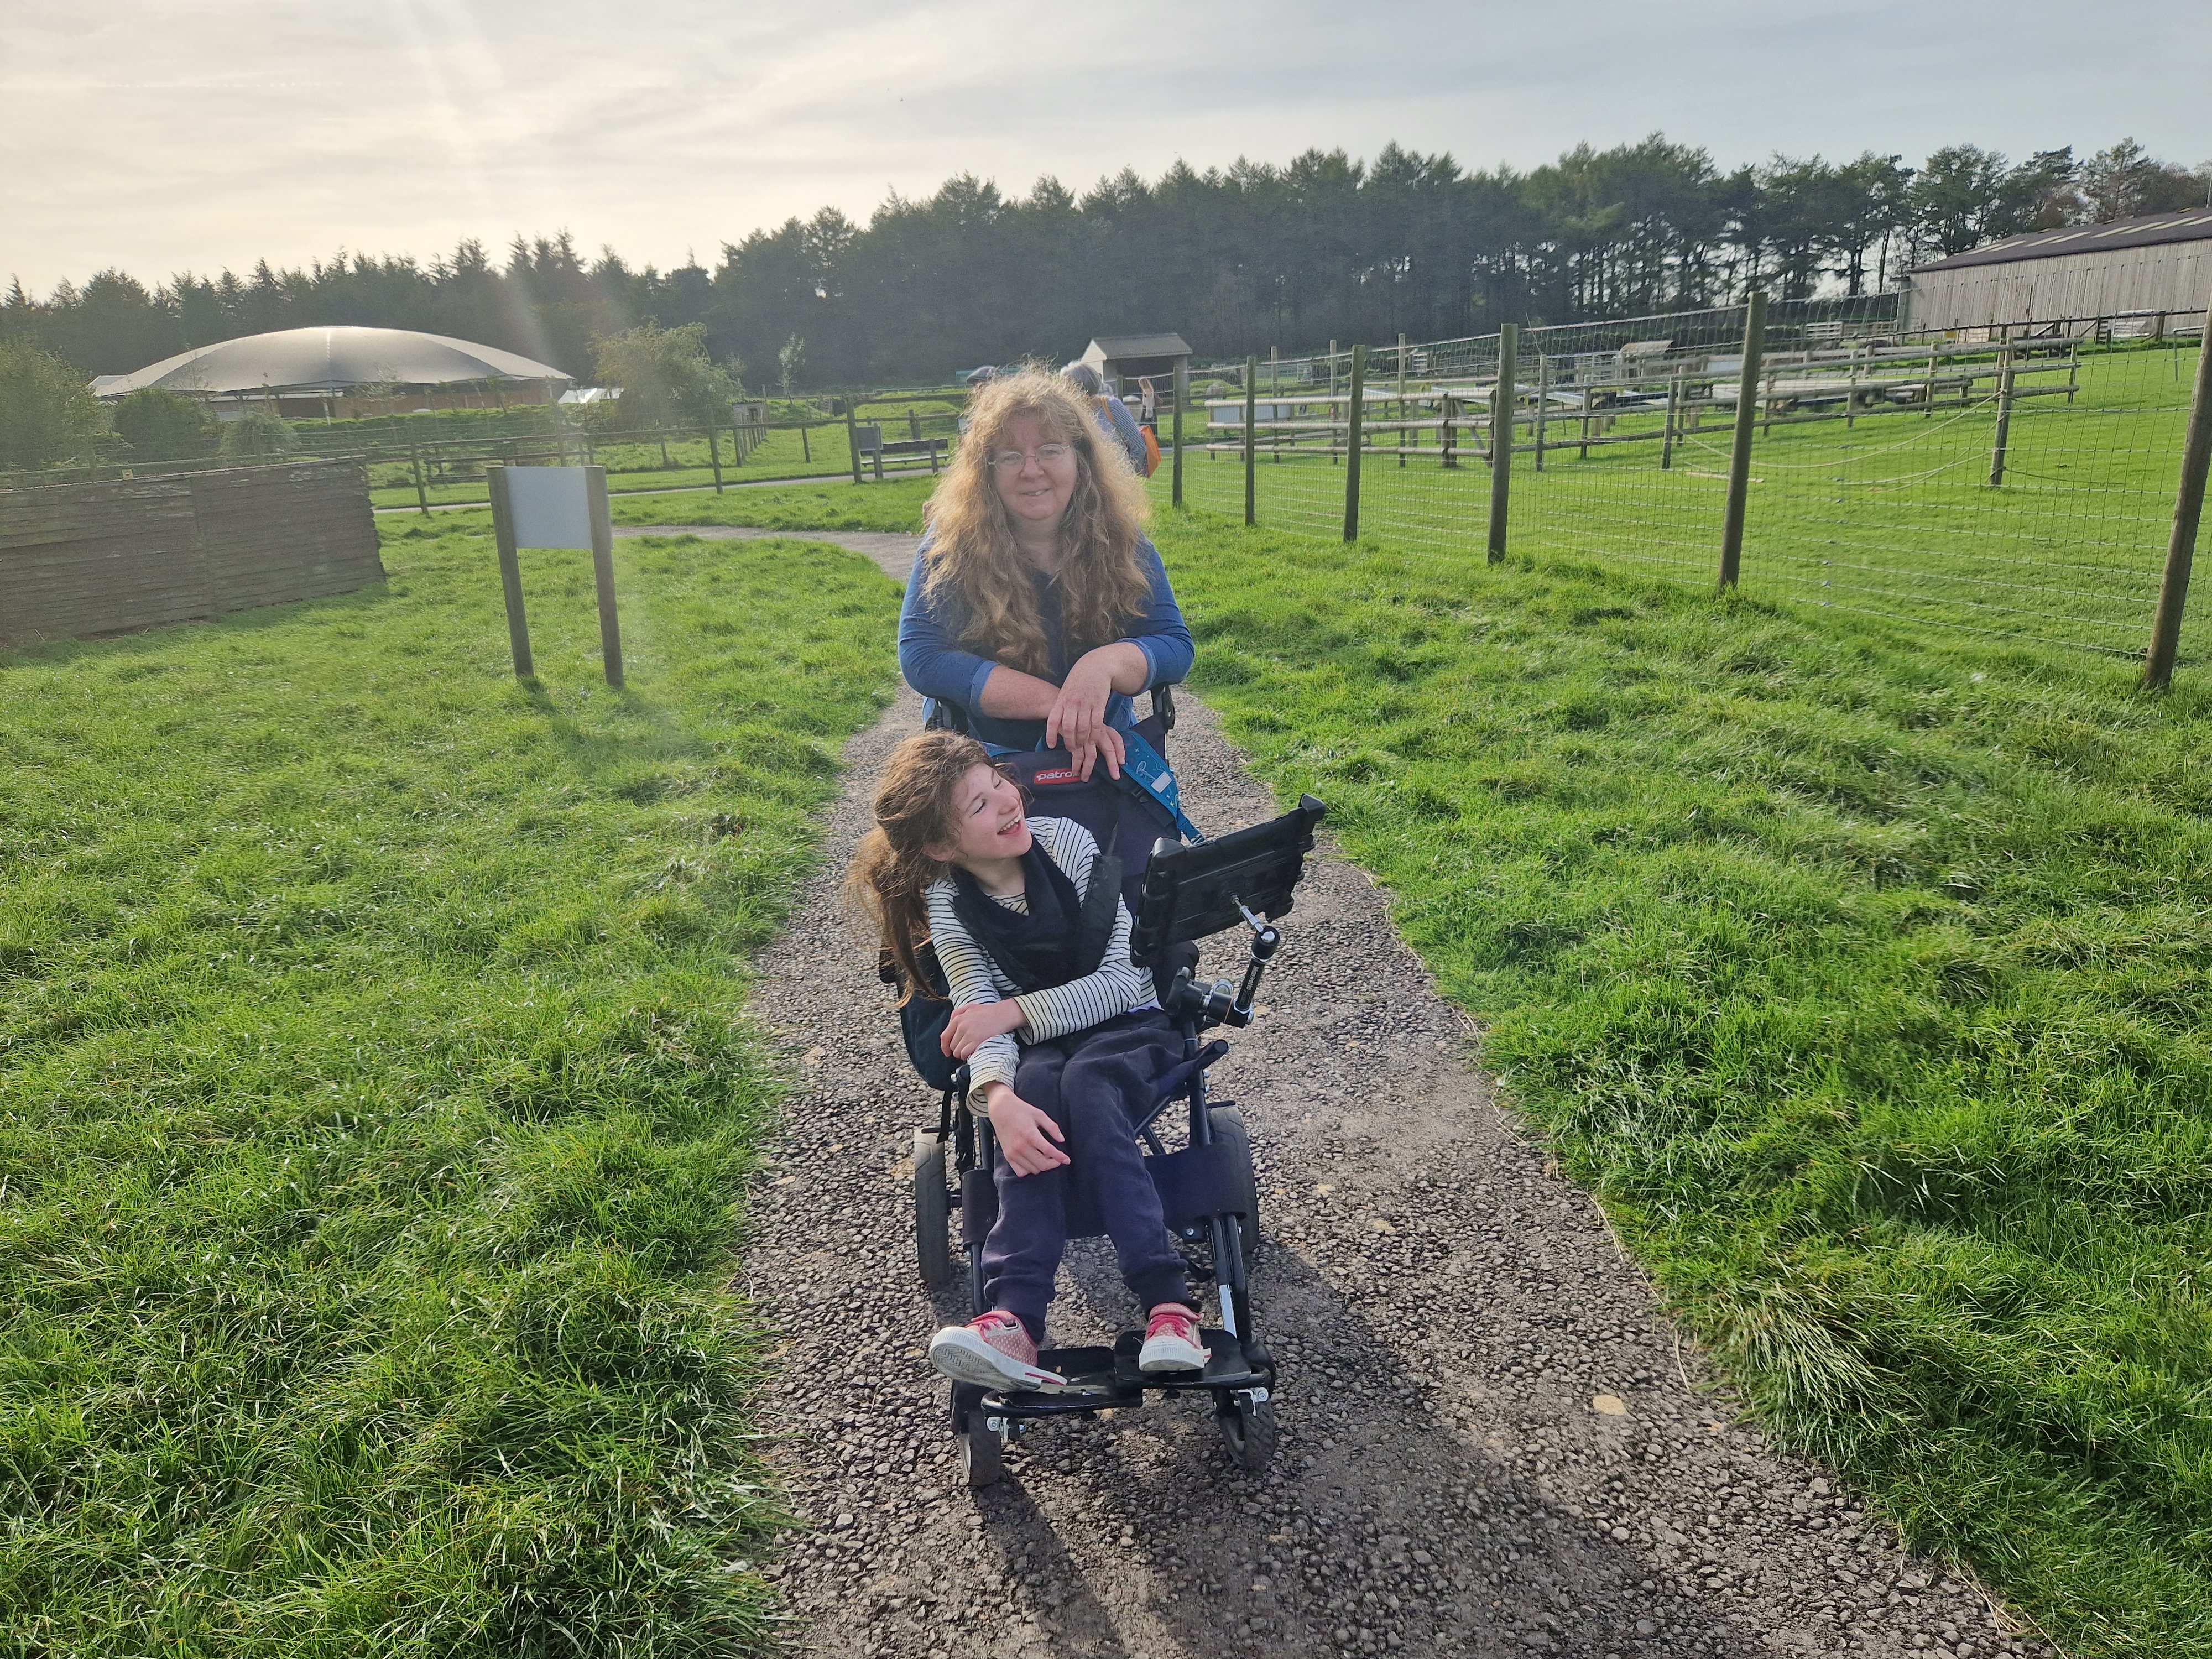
1, 460, 382, 646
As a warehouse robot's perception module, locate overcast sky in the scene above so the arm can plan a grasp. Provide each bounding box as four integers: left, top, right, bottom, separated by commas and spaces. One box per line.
5, 0, 2209, 297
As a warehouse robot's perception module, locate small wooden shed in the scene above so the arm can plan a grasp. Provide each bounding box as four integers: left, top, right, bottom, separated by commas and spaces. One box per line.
1079, 333, 1193, 395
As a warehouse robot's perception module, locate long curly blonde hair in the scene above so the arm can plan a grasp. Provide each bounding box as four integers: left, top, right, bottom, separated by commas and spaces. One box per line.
921, 366, 1154, 681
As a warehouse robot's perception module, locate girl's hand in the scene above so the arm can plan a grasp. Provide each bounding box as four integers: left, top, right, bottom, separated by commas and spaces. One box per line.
1045, 653, 1120, 779
983, 1087, 1069, 1176
941, 999, 1026, 1060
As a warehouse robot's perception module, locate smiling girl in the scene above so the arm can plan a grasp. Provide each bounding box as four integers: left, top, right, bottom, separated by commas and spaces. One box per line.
847, 731, 1207, 1389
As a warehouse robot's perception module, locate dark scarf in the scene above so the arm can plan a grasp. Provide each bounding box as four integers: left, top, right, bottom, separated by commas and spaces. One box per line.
949, 833, 1121, 995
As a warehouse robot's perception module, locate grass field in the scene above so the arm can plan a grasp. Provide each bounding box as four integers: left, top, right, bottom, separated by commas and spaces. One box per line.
0, 509, 902, 1652
361, 398, 963, 511
608, 475, 938, 534
1149, 508, 2212, 1656
1172, 342, 2204, 662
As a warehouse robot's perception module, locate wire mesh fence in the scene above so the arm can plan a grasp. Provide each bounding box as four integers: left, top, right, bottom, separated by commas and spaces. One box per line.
1162, 297, 2212, 675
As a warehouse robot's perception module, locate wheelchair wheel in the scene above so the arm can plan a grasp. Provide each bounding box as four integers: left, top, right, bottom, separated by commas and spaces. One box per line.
1208, 1105, 1261, 1256
961, 1409, 1006, 1488
913, 1129, 952, 1286
1216, 1392, 1279, 1473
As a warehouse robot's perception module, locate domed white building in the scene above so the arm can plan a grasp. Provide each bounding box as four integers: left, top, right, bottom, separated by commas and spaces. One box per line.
95, 325, 573, 417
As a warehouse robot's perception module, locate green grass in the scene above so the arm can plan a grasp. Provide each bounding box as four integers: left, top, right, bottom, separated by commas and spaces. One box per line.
0, 521, 901, 1653
1172, 343, 2203, 661
608, 476, 936, 534
1150, 510, 2212, 1656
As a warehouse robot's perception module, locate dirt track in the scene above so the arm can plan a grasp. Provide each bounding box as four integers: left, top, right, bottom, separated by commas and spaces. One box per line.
680, 525, 2043, 1659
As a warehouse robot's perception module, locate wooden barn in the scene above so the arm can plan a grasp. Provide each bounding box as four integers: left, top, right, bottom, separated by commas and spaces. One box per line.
1078, 333, 1192, 395
1903, 208, 2212, 333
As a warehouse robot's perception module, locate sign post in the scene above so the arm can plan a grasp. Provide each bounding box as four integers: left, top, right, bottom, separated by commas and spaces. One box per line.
487, 463, 624, 687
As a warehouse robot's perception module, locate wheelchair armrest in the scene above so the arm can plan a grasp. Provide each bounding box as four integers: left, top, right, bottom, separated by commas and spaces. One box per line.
1149, 683, 1177, 733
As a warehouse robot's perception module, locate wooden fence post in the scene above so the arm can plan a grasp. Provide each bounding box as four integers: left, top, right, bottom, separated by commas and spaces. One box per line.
1397, 333, 1409, 468
707, 423, 724, 494
1488, 325, 1516, 562
1343, 343, 1368, 541
2143, 310, 2212, 689
486, 463, 534, 679
801, 422, 811, 462
1534, 352, 1549, 471
1988, 348, 2017, 487
586, 466, 624, 688
1719, 291, 1768, 591
846, 395, 863, 485
1172, 359, 1187, 508
410, 441, 430, 516
1244, 354, 1258, 526
1662, 375, 1680, 469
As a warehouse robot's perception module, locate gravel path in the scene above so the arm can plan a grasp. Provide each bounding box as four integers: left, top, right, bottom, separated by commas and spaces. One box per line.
699, 526, 2043, 1659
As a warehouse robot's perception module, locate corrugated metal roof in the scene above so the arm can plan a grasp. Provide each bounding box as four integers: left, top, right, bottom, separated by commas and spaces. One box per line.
1086, 333, 1192, 358
1911, 209, 2212, 274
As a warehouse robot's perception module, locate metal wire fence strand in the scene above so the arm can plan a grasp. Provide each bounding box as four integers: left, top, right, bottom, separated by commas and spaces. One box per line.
1167, 300, 2209, 673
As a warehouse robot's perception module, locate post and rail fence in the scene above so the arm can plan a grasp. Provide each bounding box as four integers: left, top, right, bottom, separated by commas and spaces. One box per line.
2, 389, 972, 516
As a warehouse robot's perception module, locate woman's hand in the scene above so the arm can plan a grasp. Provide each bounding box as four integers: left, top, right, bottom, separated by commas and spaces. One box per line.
983, 1086, 1070, 1176
941, 999, 1026, 1060
1045, 651, 1121, 779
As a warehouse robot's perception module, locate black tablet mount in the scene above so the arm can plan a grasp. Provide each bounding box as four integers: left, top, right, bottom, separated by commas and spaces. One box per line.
1130, 795, 1327, 1030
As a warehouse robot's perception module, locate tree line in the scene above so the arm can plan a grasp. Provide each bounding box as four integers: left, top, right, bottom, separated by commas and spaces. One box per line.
5, 134, 2205, 392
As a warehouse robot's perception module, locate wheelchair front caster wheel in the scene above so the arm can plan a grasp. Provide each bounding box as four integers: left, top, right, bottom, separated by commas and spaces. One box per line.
961, 1411, 1006, 1488
913, 1129, 951, 1286
1216, 1394, 1278, 1473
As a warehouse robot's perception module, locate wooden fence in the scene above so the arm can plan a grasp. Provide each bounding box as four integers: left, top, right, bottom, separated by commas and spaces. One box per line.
1, 459, 383, 648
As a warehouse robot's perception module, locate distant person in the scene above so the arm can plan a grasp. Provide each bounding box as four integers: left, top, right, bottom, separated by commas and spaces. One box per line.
1061, 361, 1150, 476
1137, 377, 1159, 425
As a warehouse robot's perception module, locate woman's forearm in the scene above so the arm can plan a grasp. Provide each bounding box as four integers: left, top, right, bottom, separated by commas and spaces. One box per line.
977, 643, 1151, 717
975, 664, 1062, 718
1092, 641, 1152, 695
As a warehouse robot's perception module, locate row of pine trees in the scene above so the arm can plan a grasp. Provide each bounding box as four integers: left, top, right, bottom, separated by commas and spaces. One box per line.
6, 134, 2205, 389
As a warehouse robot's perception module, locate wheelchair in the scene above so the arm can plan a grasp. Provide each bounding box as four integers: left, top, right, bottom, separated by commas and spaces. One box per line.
898, 796, 1327, 1488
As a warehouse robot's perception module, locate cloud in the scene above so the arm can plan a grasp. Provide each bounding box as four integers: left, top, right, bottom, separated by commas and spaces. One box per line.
4, 0, 2208, 293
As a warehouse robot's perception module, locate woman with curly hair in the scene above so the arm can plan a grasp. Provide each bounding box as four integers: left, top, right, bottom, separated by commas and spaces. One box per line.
898, 366, 1193, 826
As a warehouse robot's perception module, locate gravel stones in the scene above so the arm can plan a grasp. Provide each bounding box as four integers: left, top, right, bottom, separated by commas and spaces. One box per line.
734, 529, 2046, 1658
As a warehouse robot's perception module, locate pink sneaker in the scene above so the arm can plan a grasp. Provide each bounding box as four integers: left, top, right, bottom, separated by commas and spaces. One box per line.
927, 1310, 1066, 1390
1138, 1303, 1210, 1373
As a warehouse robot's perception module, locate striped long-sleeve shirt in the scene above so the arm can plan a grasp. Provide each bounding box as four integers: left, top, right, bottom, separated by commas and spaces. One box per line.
925, 816, 1159, 1092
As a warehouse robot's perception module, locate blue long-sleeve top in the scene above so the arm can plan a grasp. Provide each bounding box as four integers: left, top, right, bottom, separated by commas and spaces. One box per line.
898, 534, 1194, 751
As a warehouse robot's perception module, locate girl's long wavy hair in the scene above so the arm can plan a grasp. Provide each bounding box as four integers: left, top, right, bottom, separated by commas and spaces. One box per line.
921, 366, 1153, 680
844, 731, 1007, 1001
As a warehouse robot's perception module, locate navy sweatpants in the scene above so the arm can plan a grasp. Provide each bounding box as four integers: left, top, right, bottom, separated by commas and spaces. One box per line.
982, 1010, 1191, 1343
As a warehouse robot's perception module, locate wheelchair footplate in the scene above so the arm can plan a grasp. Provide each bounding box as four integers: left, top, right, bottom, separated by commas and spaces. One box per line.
985, 1330, 1271, 1419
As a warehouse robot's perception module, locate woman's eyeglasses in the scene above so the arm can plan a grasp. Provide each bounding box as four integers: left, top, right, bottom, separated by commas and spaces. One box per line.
986, 443, 1076, 473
